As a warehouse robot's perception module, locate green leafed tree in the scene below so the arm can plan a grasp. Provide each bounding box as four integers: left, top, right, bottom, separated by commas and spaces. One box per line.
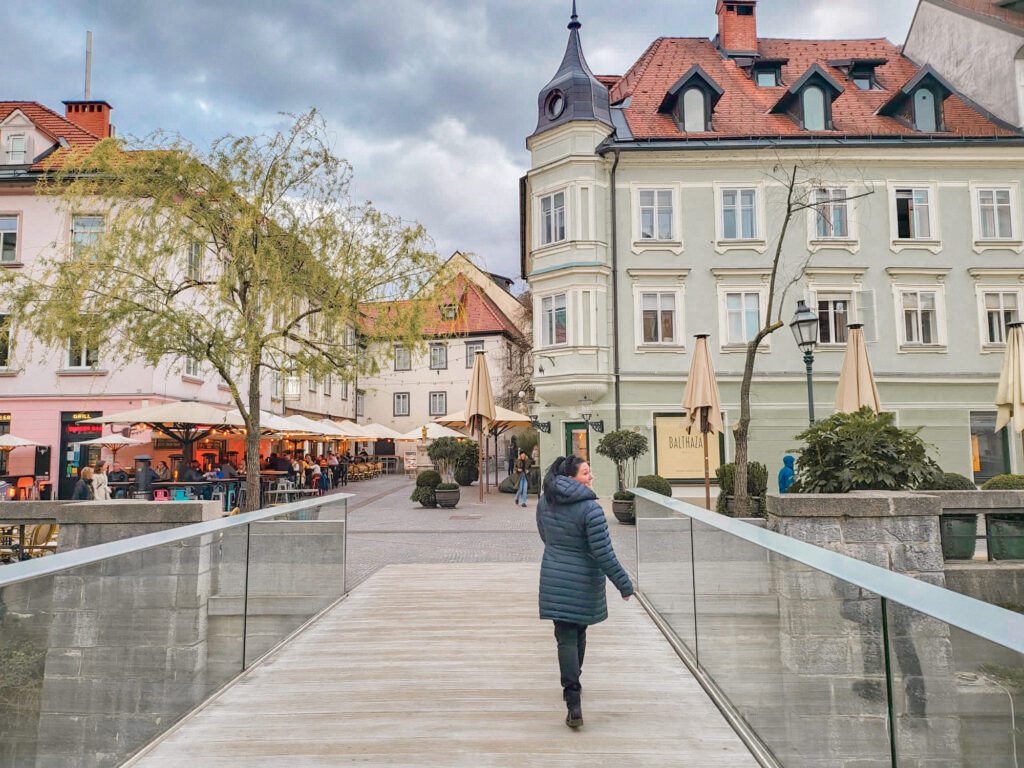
3, 110, 441, 509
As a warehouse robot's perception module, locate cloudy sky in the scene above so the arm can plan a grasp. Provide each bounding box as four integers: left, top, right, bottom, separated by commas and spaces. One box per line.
4, 0, 918, 282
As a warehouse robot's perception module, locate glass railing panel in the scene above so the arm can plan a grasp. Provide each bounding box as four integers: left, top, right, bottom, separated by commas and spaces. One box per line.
244, 504, 347, 667
0, 526, 250, 767
690, 517, 892, 766
887, 601, 1024, 766
635, 495, 697, 654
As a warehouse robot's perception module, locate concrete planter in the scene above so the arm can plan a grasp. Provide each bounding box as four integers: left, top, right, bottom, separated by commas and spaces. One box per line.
725, 495, 763, 518
986, 514, 1024, 560
612, 499, 635, 525
939, 513, 978, 560
434, 488, 460, 509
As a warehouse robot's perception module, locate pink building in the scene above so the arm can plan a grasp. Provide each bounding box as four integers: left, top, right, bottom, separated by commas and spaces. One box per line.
0, 99, 268, 497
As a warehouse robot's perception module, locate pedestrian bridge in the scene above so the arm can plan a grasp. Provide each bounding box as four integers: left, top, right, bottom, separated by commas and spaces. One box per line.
1, 491, 1022, 767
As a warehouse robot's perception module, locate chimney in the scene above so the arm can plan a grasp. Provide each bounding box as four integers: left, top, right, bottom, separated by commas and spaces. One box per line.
62, 100, 113, 139
716, 0, 758, 55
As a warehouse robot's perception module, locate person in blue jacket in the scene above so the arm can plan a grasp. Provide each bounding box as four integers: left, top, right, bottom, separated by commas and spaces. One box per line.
536, 455, 634, 729
778, 455, 796, 494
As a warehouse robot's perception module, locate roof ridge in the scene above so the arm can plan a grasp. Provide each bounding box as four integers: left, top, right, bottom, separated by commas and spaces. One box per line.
610, 37, 667, 102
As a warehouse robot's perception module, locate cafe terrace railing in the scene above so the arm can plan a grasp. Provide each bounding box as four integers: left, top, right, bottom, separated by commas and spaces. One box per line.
632, 488, 1024, 768
0, 493, 350, 768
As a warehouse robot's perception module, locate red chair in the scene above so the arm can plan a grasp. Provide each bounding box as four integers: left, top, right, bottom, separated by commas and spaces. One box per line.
152, 488, 171, 501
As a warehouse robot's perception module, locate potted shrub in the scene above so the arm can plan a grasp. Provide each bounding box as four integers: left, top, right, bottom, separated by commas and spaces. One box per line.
981, 475, 1024, 560
453, 440, 479, 487
435, 482, 461, 508
410, 469, 442, 508
635, 474, 673, 511
715, 461, 768, 517
595, 429, 649, 525
919, 471, 978, 559
427, 437, 463, 507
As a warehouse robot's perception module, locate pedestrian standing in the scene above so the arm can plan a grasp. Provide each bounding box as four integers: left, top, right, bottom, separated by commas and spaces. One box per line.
93, 461, 111, 501
536, 456, 633, 729
513, 450, 531, 507
72, 466, 96, 500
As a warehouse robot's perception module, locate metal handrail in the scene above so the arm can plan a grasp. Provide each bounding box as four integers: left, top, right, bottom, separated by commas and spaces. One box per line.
631, 488, 1024, 653
0, 493, 352, 588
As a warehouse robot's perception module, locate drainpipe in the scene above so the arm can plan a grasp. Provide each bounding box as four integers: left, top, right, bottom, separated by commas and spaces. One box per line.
609, 148, 622, 430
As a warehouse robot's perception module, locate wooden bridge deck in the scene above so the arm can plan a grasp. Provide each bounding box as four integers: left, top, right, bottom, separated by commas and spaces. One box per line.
130, 563, 757, 767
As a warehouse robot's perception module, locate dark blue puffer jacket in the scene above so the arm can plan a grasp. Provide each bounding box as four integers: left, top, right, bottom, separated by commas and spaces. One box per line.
537, 474, 634, 625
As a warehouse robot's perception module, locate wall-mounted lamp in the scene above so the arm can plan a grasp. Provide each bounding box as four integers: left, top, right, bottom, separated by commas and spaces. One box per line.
578, 395, 604, 433
526, 398, 551, 433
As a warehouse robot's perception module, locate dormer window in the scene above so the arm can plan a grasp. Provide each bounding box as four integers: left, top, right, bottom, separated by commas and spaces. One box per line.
7, 136, 25, 164
769, 63, 844, 131
755, 68, 781, 87
851, 67, 877, 91
827, 58, 886, 91
658, 64, 724, 134
877, 64, 954, 134
913, 88, 938, 132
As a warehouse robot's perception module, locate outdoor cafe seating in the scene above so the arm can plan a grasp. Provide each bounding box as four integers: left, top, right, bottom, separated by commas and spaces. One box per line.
1, 523, 58, 562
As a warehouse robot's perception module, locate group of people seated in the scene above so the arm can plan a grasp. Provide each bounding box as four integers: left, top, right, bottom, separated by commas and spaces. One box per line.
263, 448, 376, 490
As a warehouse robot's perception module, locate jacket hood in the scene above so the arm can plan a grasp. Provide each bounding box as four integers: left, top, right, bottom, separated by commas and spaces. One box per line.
543, 474, 597, 505
783, 456, 795, 468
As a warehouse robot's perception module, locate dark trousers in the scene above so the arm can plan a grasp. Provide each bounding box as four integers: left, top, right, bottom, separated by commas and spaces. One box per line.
553, 621, 587, 702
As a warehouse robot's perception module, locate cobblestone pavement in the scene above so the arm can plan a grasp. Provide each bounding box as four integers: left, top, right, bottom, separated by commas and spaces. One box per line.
322, 474, 639, 590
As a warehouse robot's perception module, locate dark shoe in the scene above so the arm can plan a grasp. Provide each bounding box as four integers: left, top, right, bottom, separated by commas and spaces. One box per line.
565, 700, 583, 729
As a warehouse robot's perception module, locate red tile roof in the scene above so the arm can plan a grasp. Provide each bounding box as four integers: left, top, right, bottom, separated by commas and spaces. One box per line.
608, 37, 1015, 140
360, 276, 523, 340
935, 0, 1024, 31
0, 102, 102, 170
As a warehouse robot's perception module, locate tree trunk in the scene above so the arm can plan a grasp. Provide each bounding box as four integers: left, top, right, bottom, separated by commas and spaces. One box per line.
733, 335, 761, 517
243, 365, 263, 512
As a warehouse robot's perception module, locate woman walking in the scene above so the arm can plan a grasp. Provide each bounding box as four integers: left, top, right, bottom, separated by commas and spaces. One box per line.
71, 466, 96, 500
93, 460, 111, 501
536, 456, 633, 729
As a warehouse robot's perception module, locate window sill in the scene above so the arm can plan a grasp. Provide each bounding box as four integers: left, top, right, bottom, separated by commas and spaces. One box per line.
181, 375, 203, 384
897, 344, 947, 354
217, 383, 231, 392
720, 344, 770, 353
0, 262, 24, 269
973, 239, 1024, 254
0, 368, 17, 377
714, 239, 767, 255
636, 344, 686, 353
57, 368, 108, 377
891, 238, 942, 254
808, 238, 860, 254
631, 240, 684, 255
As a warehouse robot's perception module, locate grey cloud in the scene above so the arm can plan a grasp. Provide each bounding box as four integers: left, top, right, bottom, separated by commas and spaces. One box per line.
3, 0, 918, 279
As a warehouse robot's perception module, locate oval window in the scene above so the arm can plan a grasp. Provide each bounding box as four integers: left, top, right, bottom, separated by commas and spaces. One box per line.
547, 91, 565, 120
803, 86, 826, 131
682, 88, 706, 133
914, 89, 937, 132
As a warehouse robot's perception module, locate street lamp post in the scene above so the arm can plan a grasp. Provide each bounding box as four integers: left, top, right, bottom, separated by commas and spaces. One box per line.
790, 299, 819, 426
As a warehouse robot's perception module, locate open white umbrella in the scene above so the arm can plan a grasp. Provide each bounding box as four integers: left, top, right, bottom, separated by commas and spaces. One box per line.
225, 409, 313, 435
834, 324, 882, 414
361, 422, 404, 440
72, 432, 147, 461
466, 349, 497, 501
332, 420, 376, 440
996, 323, 1024, 452
681, 334, 723, 510
0, 434, 41, 451
81, 400, 241, 461
397, 423, 467, 441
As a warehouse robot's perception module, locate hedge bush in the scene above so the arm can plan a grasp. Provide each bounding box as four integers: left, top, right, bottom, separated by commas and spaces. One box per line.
919, 472, 977, 491
715, 461, 768, 514
982, 474, 1024, 491
454, 464, 477, 486
415, 470, 442, 488
636, 474, 672, 497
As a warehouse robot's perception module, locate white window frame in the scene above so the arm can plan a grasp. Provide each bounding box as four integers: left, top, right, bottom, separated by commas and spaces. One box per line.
714, 184, 766, 253
429, 343, 447, 370
0, 314, 12, 369
0, 214, 19, 264
187, 242, 204, 282
888, 183, 940, 253
324, 374, 332, 396
308, 372, 317, 392
393, 392, 410, 417
635, 289, 683, 348
183, 356, 201, 379
429, 391, 447, 417
539, 292, 569, 349
6, 134, 26, 164
631, 184, 683, 254
812, 290, 854, 347
465, 340, 484, 368
356, 390, 364, 418
271, 371, 282, 400
394, 345, 411, 371
340, 379, 348, 400
893, 285, 947, 352
284, 373, 301, 399
71, 215, 105, 260
538, 189, 567, 247
66, 334, 99, 370
975, 285, 1024, 350
970, 182, 1023, 253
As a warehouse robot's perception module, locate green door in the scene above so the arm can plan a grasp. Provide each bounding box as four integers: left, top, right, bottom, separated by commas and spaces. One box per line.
564, 421, 590, 463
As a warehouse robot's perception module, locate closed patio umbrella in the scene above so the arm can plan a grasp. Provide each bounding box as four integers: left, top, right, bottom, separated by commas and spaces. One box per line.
466, 349, 496, 501
996, 323, 1024, 451
834, 323, 882, 415
681, 334, 723, 510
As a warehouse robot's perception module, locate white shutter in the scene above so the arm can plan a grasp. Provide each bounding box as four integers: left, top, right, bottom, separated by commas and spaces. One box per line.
855, 289, 877, 343
23, 135, 35, 163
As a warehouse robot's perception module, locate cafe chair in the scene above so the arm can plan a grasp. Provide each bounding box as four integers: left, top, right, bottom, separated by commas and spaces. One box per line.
16, 477, 38, 500
172, 489, 191, 501
152, 488, 171, 501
